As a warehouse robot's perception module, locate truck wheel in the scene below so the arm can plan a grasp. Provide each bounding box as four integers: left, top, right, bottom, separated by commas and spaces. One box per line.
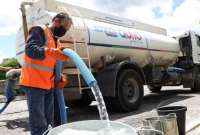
148, 85, 162, 93
114, 69, 144, 112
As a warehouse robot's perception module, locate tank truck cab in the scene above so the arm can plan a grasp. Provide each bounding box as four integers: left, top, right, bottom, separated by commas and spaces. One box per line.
175, 29, 200, 91
144, 29, 200, 93
178, 29, 200, 65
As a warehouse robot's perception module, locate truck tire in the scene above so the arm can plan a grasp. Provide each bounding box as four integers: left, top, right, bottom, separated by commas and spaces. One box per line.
148, 85, 162, 93
114, 69, 144, 112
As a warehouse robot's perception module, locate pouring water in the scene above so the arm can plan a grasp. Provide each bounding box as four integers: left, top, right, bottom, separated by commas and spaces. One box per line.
91, 83, 110, 122
62, 49, 110, 121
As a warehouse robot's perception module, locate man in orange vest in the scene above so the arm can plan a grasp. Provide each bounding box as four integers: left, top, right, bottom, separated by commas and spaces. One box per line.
19, 13, 72, 135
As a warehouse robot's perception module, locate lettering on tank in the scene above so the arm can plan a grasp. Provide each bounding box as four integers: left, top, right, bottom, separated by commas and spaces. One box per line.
94, 26, 143, 41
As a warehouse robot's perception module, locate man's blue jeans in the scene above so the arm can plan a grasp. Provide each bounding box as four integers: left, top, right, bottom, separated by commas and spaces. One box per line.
24, 87, 54, 135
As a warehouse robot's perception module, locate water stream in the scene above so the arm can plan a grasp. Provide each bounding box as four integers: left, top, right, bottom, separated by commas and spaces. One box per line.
57, 84, 114, 135
91, 83, 109, 121
62, 49, 110, 121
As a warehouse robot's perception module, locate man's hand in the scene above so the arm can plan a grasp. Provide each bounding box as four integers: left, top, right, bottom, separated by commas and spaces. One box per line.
45, 48, 68, 61
56, 74, 69, 89
58, 45, 70, 51
57, 42, 71, 51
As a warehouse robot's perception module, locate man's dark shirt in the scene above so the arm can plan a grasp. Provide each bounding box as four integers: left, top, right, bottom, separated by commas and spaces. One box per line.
25, 26, 46, 60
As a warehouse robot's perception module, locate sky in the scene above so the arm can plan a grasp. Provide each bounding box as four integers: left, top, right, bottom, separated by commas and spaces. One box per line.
0, 0, 200, 63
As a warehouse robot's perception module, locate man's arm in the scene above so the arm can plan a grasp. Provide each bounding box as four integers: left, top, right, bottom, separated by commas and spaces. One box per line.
25, 26, 46, 60
26, 26, 69, 62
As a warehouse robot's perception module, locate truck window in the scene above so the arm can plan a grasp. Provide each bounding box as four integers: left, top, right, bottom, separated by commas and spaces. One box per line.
196, 35, 200, 47
179, 35, 192, 57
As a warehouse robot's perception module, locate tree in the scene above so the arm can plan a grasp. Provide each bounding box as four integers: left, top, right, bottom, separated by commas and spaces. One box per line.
0, 58, 20, 80
0, 71, 5, 80
0, 58, 20, 68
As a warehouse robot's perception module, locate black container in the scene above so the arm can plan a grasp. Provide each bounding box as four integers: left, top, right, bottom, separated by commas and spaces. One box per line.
157, 106, 187, 135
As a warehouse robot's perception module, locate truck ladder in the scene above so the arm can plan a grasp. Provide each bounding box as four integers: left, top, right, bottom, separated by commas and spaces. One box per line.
61, 7, 92, 92
73, 39, 92, 93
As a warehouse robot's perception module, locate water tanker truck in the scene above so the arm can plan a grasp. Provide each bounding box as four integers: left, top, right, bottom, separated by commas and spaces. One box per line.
16, 0, 200, 112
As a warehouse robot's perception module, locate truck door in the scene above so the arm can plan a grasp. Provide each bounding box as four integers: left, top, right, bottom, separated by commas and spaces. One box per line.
190, 32, 200, 64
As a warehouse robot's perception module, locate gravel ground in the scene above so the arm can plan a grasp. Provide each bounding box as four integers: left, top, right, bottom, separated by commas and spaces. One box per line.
0, 86, 200, 134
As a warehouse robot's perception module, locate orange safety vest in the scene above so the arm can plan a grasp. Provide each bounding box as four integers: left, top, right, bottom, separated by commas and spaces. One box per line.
19, 26, 56, 90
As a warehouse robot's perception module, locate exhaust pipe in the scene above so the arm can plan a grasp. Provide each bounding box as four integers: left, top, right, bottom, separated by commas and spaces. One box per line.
20, 1, 33, 41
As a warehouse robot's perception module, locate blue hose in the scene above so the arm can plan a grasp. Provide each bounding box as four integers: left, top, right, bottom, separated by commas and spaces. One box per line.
0, 79, 15, 114
4, 79, 15, 103
54, 60, 67, 124
62, 49, 97, 87
54, 49, 97, 124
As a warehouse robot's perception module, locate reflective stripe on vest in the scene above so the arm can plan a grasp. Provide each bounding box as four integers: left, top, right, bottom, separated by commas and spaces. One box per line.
23, 63, 54, 73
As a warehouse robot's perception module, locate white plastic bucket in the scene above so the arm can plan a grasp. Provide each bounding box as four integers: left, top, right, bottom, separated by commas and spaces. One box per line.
47, 120, 137, 135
